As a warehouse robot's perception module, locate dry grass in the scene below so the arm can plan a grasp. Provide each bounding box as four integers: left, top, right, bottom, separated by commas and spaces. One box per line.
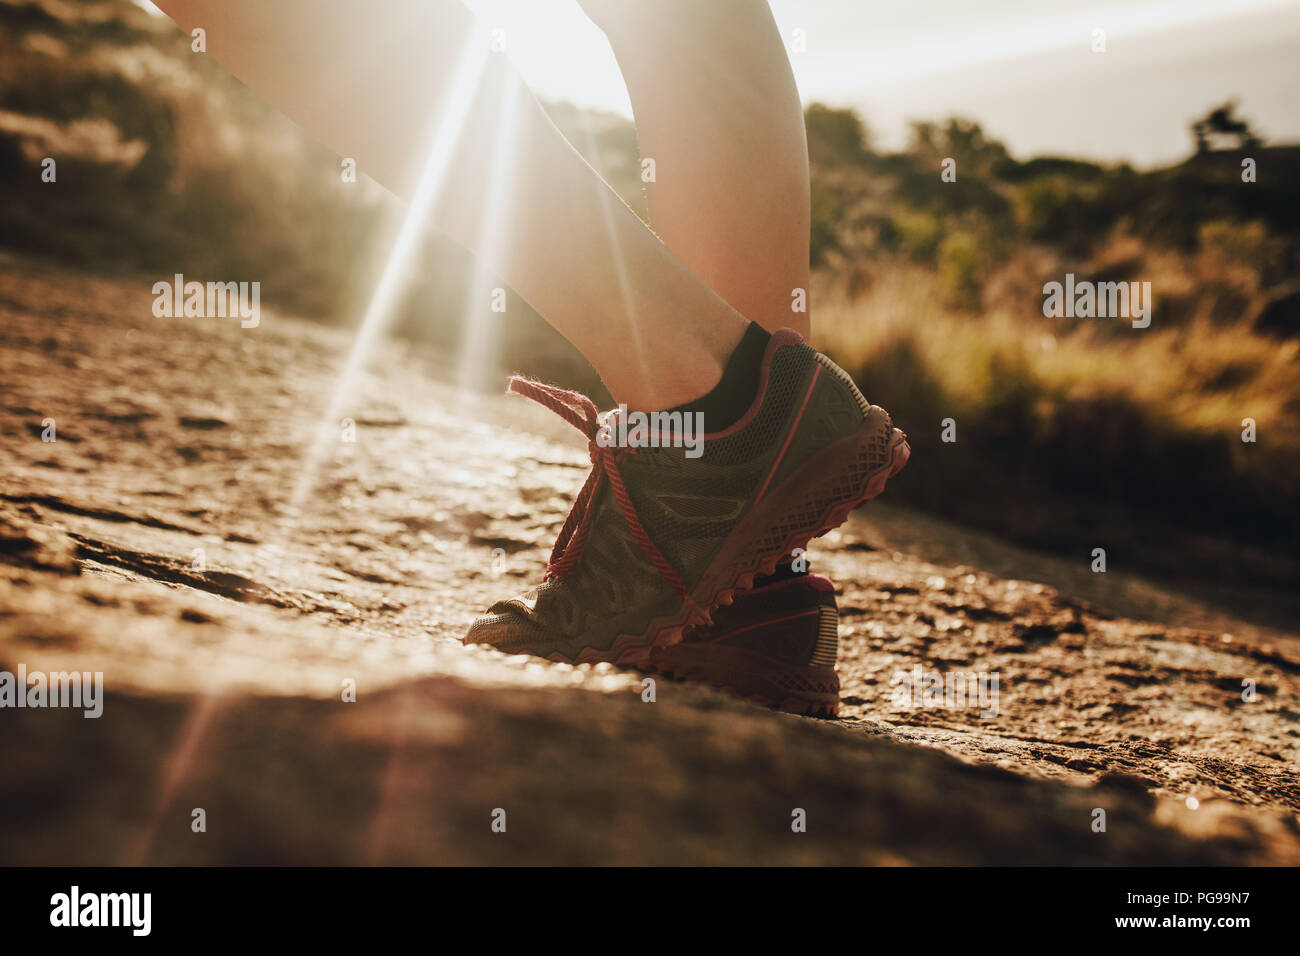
813, 251, 1300, 564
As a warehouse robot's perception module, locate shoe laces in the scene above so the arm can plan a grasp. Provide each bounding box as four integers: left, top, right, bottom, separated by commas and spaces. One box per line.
507, 377, 688, 599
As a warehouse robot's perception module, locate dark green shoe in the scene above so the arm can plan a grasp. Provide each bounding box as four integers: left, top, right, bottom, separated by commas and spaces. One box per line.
465, 329, 909, 665
650, 572, 842, 717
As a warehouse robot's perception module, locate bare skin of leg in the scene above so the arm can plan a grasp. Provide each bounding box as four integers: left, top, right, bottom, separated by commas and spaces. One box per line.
152, 0, 746, 411
579, 0, 811, 338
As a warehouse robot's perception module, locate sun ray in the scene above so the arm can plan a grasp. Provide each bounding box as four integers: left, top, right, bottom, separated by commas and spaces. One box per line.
125, 693, 222, 865
289, 32, 493, 514
456, 74, 522, 397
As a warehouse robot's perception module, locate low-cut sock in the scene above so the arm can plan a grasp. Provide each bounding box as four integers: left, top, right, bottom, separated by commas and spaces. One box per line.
668, 321, 771, 432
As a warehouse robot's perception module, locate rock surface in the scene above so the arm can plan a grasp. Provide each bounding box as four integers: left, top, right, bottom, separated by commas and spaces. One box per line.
2, 256, 1297, 864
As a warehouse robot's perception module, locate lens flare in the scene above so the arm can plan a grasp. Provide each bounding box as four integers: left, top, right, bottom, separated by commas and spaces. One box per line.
290, 33, 493, 512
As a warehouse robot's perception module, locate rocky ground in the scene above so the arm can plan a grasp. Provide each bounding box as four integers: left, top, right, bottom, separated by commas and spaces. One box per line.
2, 254, 1298, 865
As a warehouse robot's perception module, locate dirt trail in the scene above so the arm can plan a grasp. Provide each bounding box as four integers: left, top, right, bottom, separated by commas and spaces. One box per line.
2, 257, 1298, 865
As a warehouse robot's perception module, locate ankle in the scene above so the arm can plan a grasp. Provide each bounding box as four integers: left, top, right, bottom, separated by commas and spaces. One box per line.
600, 313, 751, 413
616, 352, 725, 412
667, 322, 770, 427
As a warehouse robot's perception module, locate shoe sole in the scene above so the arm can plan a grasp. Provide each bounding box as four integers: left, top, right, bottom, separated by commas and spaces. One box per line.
648, 642, 842, 718
553, 407, 910, 667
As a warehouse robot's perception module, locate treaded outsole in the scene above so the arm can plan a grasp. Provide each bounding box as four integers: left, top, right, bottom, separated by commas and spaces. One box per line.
645, 657, 842, 718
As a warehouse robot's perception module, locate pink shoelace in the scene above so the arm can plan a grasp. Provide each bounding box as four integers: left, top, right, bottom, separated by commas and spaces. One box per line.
507, 376, 689, 600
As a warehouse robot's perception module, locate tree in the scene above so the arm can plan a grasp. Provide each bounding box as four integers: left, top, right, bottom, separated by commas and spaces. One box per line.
1192, 101, 1262, 153
908, 118, 1009, 179
804, 103, 871, 166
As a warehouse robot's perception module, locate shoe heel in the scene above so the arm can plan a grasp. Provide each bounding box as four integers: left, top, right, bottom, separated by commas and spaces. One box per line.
698, 410, 908, 605
814, 351, 872, 419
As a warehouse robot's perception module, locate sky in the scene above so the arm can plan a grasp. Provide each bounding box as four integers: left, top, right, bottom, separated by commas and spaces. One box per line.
460, 0, 1300, 168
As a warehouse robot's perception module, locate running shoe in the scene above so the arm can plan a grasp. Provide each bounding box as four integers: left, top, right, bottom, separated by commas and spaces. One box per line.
465, 329, 909, 665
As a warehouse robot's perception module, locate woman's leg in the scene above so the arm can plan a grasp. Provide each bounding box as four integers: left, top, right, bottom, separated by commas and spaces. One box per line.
152, 0, 746, 412
579, 0, 811, 337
